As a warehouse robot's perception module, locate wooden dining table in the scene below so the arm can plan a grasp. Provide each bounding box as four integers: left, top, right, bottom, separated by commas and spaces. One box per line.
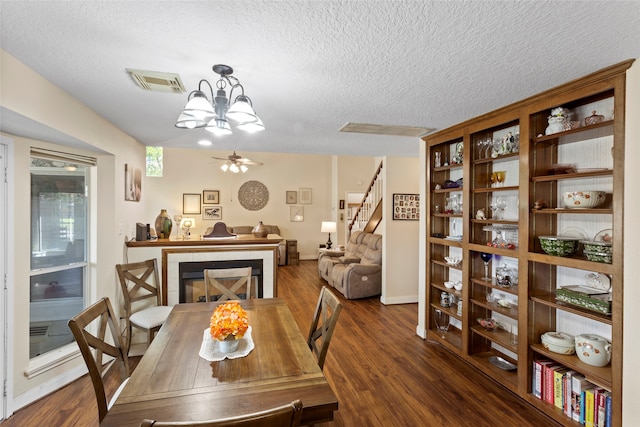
101, 298, 338, 426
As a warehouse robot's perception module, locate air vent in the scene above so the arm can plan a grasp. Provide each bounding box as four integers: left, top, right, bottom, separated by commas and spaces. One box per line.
339, 123, 435, 138
126, 69, 186, 93
30, 324, 50, 337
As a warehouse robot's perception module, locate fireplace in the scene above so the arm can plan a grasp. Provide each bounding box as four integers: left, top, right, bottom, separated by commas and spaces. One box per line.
178, 259, 263, 303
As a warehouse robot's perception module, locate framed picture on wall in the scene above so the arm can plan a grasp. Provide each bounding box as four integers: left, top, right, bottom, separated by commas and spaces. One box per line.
203, 206, 222, 220
286, 191, 297, 204
290, 206, 304, 222
183, 193, 201, 214
299, 188, 312, 204
392, 193, 420, 220
124, 164, 142, 202
203, 190, 219, 204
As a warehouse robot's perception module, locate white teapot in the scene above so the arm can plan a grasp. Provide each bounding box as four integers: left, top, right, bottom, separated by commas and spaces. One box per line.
575, 334, 611, 367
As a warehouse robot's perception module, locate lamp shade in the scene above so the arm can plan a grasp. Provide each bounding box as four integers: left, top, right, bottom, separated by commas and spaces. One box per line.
321, 221, 337, 233
236, 116, 265, 133
226, 95, 258, 123
180, 91, 215, 121
180, 217, 196, 229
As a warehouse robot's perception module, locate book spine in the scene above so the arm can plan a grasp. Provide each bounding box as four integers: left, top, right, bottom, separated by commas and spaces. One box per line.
544, 364, 559, 404
554, 369, 568, 409
564, 371, 575, 418
572, 374, 587, 422
585, 388, 595, 427
605, 393, 612, 427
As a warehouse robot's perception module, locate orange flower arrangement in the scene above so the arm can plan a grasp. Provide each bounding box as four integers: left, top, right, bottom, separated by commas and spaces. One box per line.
209, 301, 249, 341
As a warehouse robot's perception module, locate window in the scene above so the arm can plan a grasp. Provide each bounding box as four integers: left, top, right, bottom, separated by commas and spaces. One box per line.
146, 146, 163, 177
30, 156, 89, 358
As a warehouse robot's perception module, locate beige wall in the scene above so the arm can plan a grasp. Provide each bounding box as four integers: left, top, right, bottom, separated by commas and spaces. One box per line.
622, 59, 640, 426
381, 156, 420, 304
1, 49, 146, 406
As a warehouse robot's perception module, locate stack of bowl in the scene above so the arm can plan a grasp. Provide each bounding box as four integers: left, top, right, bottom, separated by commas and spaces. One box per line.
581, 240, 613, 264
539, 236, 580, 256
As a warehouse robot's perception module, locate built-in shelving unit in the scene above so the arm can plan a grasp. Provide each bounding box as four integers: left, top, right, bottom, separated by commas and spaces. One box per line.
423, 60, 633, 426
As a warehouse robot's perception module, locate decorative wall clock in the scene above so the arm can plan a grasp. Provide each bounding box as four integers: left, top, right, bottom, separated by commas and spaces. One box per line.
238, 180, 269, 211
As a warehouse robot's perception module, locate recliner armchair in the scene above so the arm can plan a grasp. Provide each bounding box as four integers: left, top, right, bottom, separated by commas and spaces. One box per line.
317, 231, 364, 282
329, 233, 382, 299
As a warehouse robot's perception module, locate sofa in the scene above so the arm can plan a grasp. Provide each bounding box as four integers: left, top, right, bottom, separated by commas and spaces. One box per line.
318, 231, 382, 299
205, 224, 287, 266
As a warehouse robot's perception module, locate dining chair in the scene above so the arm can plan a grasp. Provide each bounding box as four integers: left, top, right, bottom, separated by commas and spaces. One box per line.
307, 286, 343, 370
139, 399, 303, 426
116, 259, 173, 353
68, 297, 130, 423
203, 267, 253, 301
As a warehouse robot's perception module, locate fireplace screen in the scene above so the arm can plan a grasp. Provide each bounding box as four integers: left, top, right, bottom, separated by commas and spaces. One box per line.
179, 260, 263, 303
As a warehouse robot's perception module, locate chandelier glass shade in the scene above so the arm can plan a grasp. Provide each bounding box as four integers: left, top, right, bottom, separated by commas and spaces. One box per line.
175, 64, 264, 135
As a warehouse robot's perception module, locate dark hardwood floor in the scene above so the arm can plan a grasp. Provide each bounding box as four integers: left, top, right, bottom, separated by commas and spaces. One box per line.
3, 260, 560, 426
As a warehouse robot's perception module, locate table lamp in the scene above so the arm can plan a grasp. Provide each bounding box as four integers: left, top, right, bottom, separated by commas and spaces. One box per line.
321, 221, 337, 249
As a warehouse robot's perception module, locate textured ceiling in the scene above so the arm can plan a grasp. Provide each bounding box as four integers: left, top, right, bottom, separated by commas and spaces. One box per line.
1, 1, 639, 157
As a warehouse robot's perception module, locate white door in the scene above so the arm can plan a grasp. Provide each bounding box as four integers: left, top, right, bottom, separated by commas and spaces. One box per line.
0, 142, 7, 420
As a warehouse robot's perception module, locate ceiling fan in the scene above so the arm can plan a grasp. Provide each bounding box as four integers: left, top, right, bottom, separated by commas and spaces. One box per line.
211, 151, 263, 173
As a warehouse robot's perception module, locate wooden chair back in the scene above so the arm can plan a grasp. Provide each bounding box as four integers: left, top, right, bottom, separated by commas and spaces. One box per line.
139, 399, 303, 426
204, 267, 253, 301
307, 286, 343, 370
68, 297, 130, 422
115, 259, 165, 351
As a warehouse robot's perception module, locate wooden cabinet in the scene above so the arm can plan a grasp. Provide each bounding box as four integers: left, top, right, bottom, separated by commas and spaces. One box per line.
423, 60, 633, 426
286, 240, 299, 265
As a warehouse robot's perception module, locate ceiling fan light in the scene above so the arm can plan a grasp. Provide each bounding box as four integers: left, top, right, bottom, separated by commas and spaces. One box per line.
240, 164, 248, 173
236, 116, 265, 133
220, 164, 229, 172
229, 163, 240, 173
226, 95, 257, 123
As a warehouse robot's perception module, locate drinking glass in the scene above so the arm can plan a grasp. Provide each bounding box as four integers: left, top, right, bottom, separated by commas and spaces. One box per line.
480, 252, 492, 281
496, 197, 507, 219
490, 172, 498, 188
173, 214, 183, 239
433, 309, 450, 338
495, 171, 506, 187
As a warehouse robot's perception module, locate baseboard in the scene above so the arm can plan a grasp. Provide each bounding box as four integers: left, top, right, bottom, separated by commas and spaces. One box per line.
12, 363, 87, 413
380, 294, 418, 305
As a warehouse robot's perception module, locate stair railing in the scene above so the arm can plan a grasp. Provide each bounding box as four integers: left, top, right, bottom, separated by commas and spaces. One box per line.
348, 161, 383, 236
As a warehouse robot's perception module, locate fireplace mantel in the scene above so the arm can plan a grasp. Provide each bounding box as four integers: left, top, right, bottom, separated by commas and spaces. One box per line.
125, 235, 281, 305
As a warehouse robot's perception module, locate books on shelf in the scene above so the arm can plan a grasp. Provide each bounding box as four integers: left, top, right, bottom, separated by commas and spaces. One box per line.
532, 360, 612, 425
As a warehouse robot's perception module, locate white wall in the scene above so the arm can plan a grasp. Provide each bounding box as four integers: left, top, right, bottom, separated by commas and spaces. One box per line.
381, 156, 420, 304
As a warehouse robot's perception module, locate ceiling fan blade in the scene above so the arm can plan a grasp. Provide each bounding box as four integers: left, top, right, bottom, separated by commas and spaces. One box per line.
211, 156, 230, 161
237, 159, 263, 166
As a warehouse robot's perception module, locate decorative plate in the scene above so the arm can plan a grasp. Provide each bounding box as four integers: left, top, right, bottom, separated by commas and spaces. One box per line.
488, 356, 517, 371
238, 180, 269, 211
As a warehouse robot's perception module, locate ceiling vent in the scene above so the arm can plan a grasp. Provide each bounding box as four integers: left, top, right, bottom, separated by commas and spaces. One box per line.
339, 122, 435, 138
126, 69, 186, 93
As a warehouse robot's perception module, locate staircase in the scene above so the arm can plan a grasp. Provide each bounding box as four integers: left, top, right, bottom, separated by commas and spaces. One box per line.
348, 161, 383, 235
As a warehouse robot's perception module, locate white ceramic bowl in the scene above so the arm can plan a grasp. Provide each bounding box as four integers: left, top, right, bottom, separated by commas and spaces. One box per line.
453, 282, 463, 291
575, 334, 612, 367
541, 331, 575, 355
562, 191, 606, 209
444, 281, 455, 289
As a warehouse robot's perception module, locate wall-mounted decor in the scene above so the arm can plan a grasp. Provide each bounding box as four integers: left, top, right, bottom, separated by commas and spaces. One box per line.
183, 193, 202, 214
393, 193, 420, 220
203, 190, 220, 204
203, 206, 222, 220
290, 206, 304, 222
124, 164, 142, 202
339, 199, 345, 209
238, 180, 269, 211
286, 191, 297, 204
299, 188, 312, 204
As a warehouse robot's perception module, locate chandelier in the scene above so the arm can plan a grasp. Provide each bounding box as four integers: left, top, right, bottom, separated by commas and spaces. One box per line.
175, 64, 264, 135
